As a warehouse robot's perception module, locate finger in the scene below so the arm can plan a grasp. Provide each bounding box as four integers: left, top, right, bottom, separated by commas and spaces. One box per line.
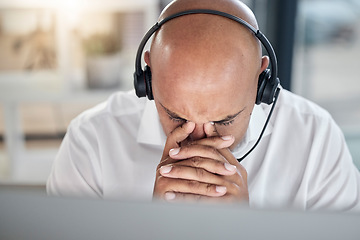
161, 158, 248, 197
156, 163, 248, 203
162, 121, 195, 159
191, 135, 235, 149
154, 174, 227, 199
160, 164, 223, 183
159, 161, 237, 180
164, 191, 249, 204
164, 192, 222, 203
158, 178, 227, 198
179, 158, 237, 175
159, 161, 246, 196
169, 144, 227, 162
217, 147, 246, 167
159, 162, 245, 197
170, 177, 248, 203
203, 122, 240, 166
204, 122, 218, 138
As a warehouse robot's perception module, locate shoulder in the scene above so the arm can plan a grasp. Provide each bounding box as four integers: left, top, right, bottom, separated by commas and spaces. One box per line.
269, 88, 345, 145
269, 89, 349, 158
70, 90, 147, 130
273, 88, 333, 123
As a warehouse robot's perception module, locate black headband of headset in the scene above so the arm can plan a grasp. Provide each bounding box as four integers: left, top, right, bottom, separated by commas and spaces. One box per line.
135, 9, 278, 86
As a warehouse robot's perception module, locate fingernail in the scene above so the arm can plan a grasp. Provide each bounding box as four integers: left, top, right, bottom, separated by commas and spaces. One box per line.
169, 148, 180, 156
221, 135, 233, 141
224, 163, 237, 172
186, 121, 195, 128
165, 192, 176, 200
160, 165, 173, 174
216, 186, 227, 194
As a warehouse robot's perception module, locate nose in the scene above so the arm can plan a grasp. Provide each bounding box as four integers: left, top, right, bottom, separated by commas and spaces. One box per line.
189, 123, 206, 141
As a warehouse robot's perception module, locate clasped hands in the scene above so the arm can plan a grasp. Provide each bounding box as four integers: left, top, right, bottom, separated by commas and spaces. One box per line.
153, 121, 249, 203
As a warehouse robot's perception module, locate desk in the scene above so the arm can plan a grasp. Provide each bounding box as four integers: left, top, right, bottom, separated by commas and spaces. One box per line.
0, 189, 359, 240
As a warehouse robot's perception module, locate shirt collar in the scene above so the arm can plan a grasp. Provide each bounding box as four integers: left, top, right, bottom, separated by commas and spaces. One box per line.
137, 100, 167, 146
230, 104, 273, 158
137, 100, 273, 150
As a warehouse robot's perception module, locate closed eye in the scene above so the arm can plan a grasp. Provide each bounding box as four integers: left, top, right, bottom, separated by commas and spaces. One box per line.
214, 119, 235, 126
160, 102, 243, 127
168, 115, 186, 123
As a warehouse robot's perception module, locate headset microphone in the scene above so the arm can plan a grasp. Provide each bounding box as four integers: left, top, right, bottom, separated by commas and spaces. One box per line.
133, 9, 281, 162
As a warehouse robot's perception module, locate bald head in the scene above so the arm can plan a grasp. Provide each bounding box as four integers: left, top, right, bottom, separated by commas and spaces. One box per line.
147, 0, 269, 146
159, 0, 258, 28
147, 0, 264, 96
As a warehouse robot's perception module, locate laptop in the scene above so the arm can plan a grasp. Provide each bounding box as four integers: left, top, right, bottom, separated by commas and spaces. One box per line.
0, 188, 359, 240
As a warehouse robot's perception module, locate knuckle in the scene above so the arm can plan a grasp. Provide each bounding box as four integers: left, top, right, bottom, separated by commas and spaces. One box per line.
205, 183, 213, 194
156, 175, 174, 191
218, 178, 228, 187
179, 193, 202, 202
228, 182, 242, 194
230, 182, 238, 190
208, 146, 220, 157
190, 157, 201, 168
187, 180, 198, 189
156, 176, 166, 187
158, 157, 172, 167
234, 168, 248, 185
180, 145, 191, 155
195, 167, 206, 179
230, 181, 249, 200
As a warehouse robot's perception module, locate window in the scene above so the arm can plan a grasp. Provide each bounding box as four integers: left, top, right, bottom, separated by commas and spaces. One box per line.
0, 0, 158, 183
293, 0, 360, 168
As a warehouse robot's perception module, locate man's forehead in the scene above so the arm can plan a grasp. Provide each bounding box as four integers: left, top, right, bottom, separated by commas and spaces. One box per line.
152, 56, 256, 117
149, 15, 262, 89
153, 14, 256, 52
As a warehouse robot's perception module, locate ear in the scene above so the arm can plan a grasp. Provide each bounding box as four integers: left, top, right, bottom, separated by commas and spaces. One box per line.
260, 56, 269, 73
144, 51, 151, 67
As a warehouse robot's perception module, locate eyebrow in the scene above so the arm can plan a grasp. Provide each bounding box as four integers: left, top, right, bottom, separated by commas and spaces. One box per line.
160, 102, 245, 123
212, 108, 245, 124
160, 102, 187, 121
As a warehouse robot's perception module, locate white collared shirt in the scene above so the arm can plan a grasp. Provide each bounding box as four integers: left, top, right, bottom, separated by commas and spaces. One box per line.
47, 89, 360, 211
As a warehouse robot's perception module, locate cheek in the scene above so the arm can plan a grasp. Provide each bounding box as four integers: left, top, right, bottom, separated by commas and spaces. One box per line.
214, 124, 244, 137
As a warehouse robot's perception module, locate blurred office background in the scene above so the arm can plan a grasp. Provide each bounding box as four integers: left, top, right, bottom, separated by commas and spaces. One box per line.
0, 0, 359, 189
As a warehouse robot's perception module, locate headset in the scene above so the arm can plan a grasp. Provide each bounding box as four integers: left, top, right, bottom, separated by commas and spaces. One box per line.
133, 9, 281, 161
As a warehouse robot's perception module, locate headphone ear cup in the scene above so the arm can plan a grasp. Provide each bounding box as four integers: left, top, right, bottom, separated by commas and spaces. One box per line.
144, 66, 154, 100
133, 66, 153, 100
134, 70, 147, 98
256, 69, 270, 105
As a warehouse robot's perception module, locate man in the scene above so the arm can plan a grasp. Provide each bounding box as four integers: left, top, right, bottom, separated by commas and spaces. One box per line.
47, 0, 360, 211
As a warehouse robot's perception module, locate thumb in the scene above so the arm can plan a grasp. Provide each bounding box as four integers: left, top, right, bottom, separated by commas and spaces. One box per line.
204, 122, 219, 138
